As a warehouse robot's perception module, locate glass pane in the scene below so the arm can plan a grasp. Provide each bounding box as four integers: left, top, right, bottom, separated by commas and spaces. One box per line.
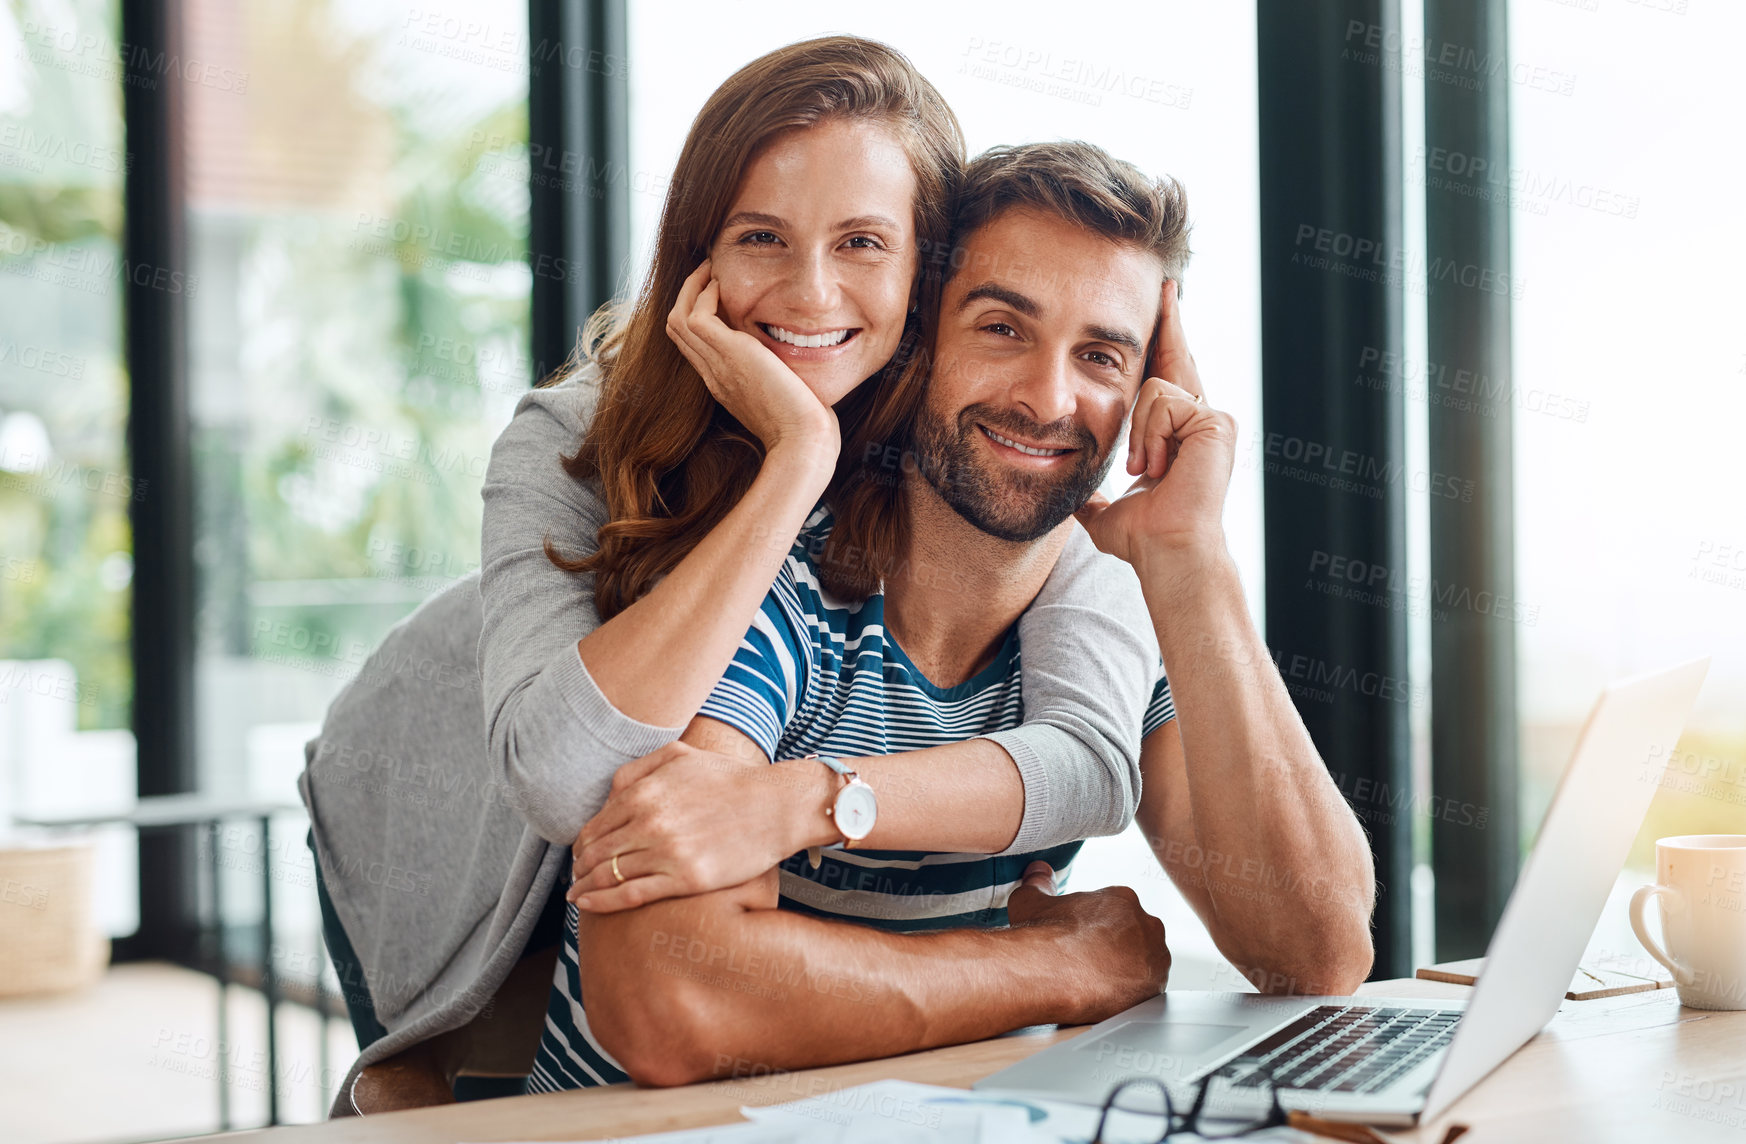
0, 0, 129, 732
0, 0, 139, 935
1510, 5, 1745, 964
187, 0, 529, 807
625, 0, 1262, 988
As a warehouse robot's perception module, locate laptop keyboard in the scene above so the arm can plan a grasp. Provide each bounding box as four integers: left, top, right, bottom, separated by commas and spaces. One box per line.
1211, 1005, 1460, 1095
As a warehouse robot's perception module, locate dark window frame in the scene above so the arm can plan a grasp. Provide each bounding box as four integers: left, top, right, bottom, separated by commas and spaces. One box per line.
118, 0, 198, 964
1424, 0, 1519, 961
1258, 0, 1414, 979
529, 0, 630, 381
1257, 0, 1519, 977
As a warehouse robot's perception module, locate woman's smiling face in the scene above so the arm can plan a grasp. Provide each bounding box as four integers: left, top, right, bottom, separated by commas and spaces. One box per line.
709, 117, 920, 407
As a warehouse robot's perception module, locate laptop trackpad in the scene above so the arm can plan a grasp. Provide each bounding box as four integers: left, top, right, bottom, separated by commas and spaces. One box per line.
1072, 1020, 1251, 1060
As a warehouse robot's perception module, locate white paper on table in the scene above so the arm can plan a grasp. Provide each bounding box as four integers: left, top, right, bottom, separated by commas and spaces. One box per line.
781, 1084, 1105, 1143
467, 1123, 820, 1144
742, 1079, 1036, 1141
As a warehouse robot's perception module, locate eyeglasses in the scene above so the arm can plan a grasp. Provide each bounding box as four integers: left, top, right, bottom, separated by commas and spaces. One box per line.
1091, 1066, 1289, 1143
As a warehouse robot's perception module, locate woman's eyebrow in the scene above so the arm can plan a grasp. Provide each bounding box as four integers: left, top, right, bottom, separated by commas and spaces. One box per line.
720, 212, 901, 231
721, 211, 786, 229
835, 214, 902, 231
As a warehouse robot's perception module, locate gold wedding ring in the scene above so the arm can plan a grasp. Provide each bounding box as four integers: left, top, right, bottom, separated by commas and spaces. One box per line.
611, 853, 625, 885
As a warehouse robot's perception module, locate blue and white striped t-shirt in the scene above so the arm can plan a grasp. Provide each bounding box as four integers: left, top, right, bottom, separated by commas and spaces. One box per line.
528, 510, 1175, 1091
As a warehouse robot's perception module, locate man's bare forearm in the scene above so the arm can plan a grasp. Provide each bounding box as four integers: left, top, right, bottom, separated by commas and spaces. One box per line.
578, 871, 1159, 1087
580, 883, 1063, 1085
1133, 542, 1375, 991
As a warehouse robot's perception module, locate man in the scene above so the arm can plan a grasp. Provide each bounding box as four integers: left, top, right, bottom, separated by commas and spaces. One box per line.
530, 142, 1375, 1090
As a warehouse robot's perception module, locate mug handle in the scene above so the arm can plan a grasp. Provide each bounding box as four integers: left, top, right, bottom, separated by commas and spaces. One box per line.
1629, 883, 1695, 986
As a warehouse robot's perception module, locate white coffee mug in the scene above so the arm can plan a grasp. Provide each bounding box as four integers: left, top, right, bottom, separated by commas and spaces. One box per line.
1629, 834, 1746, 1010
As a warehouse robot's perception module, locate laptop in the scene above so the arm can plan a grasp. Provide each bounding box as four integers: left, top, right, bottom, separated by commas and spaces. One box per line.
975, 657, 1710, 1127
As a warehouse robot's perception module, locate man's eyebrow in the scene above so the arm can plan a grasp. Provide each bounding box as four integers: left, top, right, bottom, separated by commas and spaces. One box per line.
959, 283, 1145, 357
1087, 324, 1146, 358
956, 282, 1041, 318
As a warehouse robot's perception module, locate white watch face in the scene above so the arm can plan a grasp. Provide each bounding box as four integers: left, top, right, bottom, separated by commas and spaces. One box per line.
834, 782, 877, 840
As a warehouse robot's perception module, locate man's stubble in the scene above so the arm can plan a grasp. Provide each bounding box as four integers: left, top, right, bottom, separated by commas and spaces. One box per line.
909, 399, 1118, 543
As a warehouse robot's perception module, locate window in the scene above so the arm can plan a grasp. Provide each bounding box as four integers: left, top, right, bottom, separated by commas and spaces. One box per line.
179, 0, 530, 1114
1509, 2, 1745, 966
5, 0, 532, 1129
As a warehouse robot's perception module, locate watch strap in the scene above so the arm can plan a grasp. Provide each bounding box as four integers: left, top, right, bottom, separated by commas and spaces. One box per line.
810, 752, 855, 779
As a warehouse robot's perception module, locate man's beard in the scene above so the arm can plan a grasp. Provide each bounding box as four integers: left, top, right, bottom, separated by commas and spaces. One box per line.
910, 401, 1116, 542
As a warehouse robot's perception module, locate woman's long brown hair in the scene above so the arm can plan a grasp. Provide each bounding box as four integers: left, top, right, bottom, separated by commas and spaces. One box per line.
545, 36, 964, 619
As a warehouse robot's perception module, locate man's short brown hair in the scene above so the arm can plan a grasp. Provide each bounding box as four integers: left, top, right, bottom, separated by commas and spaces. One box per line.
945, 140, 1191, 289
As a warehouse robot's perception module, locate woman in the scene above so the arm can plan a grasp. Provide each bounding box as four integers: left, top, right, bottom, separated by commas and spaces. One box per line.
303, 35, 1159, 1109
486, 35, 1159, 883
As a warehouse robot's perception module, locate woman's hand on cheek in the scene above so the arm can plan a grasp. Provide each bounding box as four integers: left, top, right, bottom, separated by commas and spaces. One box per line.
567, 741, 810, 913
665, 260, 840, 470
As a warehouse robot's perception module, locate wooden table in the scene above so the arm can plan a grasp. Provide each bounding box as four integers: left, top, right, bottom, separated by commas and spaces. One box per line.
192, 978, 1746, 1143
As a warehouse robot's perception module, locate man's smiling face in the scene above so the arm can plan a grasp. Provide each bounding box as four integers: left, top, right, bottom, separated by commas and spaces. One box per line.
913, 207, 1166, 541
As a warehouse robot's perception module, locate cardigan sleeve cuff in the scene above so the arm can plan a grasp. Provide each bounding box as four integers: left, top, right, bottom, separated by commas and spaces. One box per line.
976, 728, 1053, 857
555, 641, 689, 757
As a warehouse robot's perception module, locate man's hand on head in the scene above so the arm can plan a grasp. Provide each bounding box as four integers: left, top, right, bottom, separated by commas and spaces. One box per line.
1075, 280, 1237, 569
1006, 861, 1171, 1024
1146, 277, 1204, 403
